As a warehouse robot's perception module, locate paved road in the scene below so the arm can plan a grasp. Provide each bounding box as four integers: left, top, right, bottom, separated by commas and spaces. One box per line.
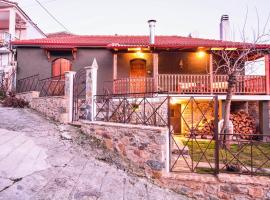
0, 107, 187, 200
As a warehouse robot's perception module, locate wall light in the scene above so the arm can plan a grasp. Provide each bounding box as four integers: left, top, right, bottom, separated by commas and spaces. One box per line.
135, 50, 145, 58
196, 51, 206, 58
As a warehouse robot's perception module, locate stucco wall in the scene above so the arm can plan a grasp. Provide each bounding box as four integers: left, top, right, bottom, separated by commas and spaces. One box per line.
16, 48, 113, 95
158, 52, 210, 74
117, 53, 153, 78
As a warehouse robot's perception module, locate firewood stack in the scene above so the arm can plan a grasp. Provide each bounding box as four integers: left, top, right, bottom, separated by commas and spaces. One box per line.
196, 120, 215, 137
230, 111, 256, 139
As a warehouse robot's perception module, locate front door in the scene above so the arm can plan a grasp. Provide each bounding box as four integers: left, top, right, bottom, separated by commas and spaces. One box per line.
129, 59, 146, 93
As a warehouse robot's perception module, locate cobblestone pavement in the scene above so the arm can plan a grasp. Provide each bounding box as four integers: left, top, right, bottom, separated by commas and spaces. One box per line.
0, 107, 188, 200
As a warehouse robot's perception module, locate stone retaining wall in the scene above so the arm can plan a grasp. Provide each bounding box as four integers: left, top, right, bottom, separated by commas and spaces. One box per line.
80, 121, 169, 178
16, 91, 68, 123
16, 91, 40, 103
80, 120, 270, 200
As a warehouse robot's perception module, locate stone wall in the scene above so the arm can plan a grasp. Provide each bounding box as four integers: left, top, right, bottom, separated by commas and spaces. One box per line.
80, 120, 270, 200
80, 121, 169, 178
16, 91, 40, 103
159, 172, 270, 200
16, 91, 69, 123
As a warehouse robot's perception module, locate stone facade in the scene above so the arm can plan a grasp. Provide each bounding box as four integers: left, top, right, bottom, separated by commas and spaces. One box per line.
80, 121, 169, 178
16, 91, 69, 123
16, 91, 40, 103
31, 96, 68, 123
80, 120, 270, 200
159, 172, 270, 200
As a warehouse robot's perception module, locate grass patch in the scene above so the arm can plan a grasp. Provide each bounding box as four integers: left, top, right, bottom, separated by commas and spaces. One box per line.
180, 138, 270, 169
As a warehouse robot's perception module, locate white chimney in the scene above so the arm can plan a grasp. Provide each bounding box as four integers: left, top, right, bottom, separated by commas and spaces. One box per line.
220, 15, 230, 41
148, 19, 156, 44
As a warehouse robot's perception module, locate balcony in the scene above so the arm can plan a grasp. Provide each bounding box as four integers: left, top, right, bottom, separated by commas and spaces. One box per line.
112, 74, 267, 95
0, 32, 11, 47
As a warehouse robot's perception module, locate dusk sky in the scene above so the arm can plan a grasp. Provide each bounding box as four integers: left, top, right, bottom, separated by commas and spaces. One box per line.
16, 0, 270, 42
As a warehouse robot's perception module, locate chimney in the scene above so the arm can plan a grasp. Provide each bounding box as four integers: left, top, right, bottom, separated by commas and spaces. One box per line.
220, 15, 230, 41
148, 19, 156, 44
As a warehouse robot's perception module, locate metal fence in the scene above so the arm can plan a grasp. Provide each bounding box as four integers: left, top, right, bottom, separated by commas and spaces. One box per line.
17, 74, 65, 97
93, 93, 270, 176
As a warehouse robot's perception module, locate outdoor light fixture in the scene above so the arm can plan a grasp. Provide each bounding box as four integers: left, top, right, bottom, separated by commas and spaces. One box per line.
135, 50, 144, 58
196, 51, 206, 58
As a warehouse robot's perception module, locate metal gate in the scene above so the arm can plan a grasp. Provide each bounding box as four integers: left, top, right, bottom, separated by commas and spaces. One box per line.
169, 96, 219, 173
73, 69, 86, 121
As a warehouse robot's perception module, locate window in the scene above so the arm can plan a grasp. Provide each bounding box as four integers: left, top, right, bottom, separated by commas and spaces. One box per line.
52, 58, 71, 78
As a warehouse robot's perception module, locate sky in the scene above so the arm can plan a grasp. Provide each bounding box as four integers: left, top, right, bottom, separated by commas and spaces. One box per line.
16, 0, 270, 41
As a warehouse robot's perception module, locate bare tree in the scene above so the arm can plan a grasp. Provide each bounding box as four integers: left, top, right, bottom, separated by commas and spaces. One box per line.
211, 11, 270, 147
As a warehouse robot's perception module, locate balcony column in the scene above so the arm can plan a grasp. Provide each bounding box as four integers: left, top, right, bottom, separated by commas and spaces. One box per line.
113, 53, 117, 80
209, 53, 213, 94
259, 101, 270, 137
265, 54, 270, 95
113, 53, 117, 93
153, 53, 159, 92
9, 8, 16, 39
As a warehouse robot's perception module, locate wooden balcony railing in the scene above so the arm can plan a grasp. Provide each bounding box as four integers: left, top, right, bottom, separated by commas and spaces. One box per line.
112, 74, 267, 95
113, 77, 154, 94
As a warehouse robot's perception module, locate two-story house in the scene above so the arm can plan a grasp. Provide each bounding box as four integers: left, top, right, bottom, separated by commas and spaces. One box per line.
12, 16, 270, 137
0, 0, 45, 88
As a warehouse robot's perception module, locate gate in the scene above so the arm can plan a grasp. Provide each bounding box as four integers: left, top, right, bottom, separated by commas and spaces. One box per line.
169, 96, 219, 173
73, 69, 86, 121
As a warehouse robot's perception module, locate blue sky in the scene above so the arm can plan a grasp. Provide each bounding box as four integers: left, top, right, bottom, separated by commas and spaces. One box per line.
17, 0, 270, 41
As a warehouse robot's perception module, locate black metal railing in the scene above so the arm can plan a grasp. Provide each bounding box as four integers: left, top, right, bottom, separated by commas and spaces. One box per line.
38, 75, 65, 97
17, 74, 65, 97
94, 93, 168, 126
17, 74, 40, 93
218, 133, 270, 175
93, 94, 270, 176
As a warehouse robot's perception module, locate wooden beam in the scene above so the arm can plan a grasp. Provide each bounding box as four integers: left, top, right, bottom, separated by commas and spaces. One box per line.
113, 54, 117, 80
153, 53, 158, 92
265, 55, 270, 95
209, 54, 213, 94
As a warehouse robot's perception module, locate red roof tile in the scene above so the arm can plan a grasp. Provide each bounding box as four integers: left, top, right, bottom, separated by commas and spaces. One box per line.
11, 35, 270, 49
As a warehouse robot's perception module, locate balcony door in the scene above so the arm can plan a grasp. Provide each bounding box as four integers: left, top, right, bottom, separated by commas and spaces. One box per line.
129, 59, 146, 93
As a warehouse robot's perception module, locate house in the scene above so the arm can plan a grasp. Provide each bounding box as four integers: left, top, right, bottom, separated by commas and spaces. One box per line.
12, 16, 270, 136
0, 0, 45, 88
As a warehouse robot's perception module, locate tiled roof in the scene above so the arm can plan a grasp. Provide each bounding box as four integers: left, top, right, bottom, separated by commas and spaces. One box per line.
12, 35, 270, 49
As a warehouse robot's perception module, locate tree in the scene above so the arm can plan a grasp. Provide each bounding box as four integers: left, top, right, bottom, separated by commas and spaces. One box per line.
211, 11, 270, 147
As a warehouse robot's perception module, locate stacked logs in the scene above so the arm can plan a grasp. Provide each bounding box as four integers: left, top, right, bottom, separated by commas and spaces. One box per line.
196, 120, 215, 138
230, 111, 256, 139
194, 111, 256, 140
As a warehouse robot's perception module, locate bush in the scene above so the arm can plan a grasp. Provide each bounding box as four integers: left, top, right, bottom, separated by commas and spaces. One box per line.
2, 92, 29, 108
0, 89, 6, 100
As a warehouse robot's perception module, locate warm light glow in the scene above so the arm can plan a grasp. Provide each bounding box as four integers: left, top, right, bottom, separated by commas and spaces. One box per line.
170, 97, 177, 105
135, 50, 145, 58
225, 48, 237, 50
196, 51, 206, 58
128, 47, 142, 51
211, 47, 224, 50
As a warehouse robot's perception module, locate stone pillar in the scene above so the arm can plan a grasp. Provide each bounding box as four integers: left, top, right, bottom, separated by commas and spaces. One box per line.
259, 101, 270, 136
65, 71, 76, 123
85, 58, 98, 121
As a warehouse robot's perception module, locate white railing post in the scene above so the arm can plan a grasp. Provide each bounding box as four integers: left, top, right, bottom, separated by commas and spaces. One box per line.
85, 58, 99, 121
65, 71, 76, 123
